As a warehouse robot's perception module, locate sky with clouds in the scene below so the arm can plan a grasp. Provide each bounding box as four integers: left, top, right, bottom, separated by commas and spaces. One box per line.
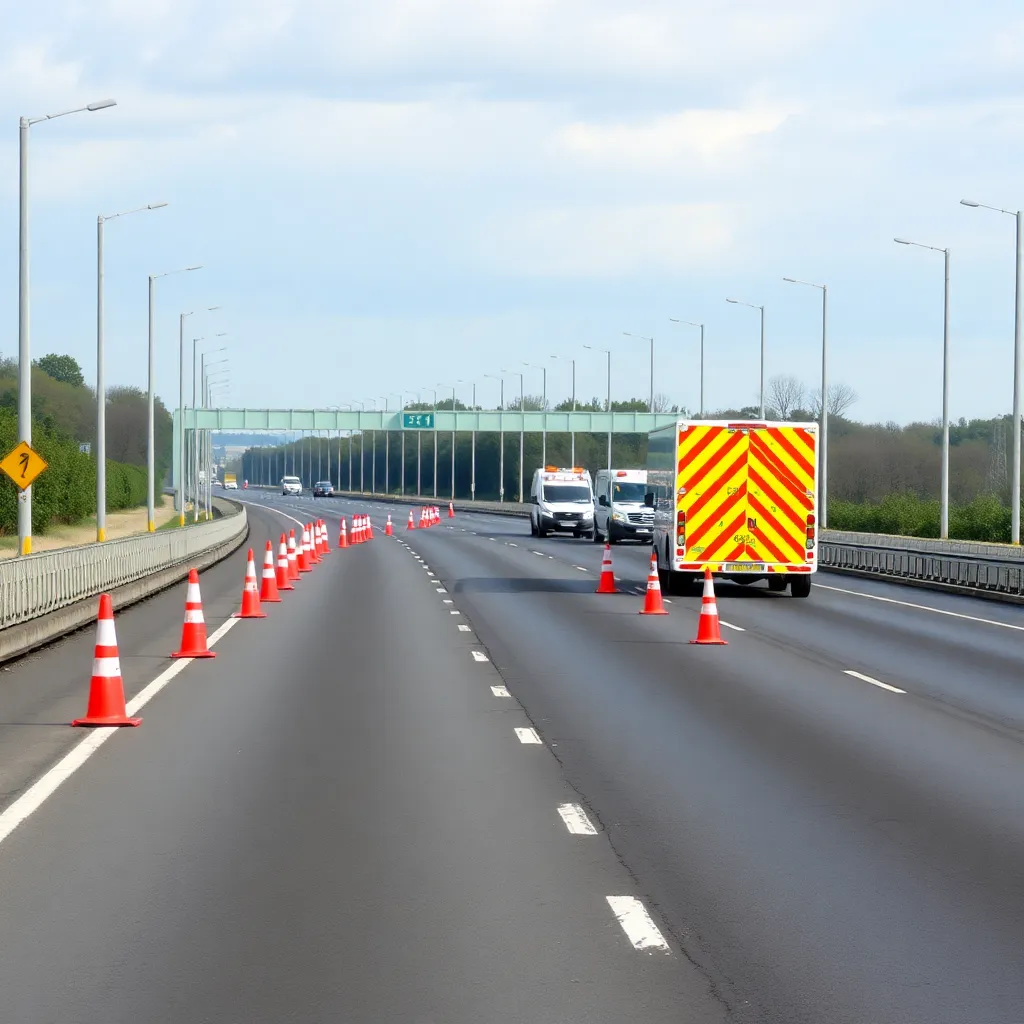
2, 0, 1023, 424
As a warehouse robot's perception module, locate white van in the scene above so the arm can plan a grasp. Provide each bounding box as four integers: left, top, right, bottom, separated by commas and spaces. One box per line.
593, 468, 653, 544
529, 467, 595, 539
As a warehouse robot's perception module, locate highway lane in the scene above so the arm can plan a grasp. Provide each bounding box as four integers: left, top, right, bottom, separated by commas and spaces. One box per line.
0, 499, 722, 1023
313, 494, 1024, 1024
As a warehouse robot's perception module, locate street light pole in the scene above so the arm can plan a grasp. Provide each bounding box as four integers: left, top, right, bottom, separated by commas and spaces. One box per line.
380, 397, 389, 496
669, 319, 704, 417
726, 299, 765, 418
623, 332, 655, 411
583, 346, 612, 468
551, 355, 577, 466
895, 237, 951, 539
438, 384, 457, 500
504, 371, 524, 501
782, 279, 828, 526
96, 201, 168, 541
458, 380, 476, 500
523, 363, 547, 464
485, 374, 505, 501
148, 265, 201, 532
18, 97, 117, 556
961, 199, 1023, 542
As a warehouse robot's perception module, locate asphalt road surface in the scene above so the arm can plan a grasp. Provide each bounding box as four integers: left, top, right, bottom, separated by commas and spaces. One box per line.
1, 490, 1023, 1022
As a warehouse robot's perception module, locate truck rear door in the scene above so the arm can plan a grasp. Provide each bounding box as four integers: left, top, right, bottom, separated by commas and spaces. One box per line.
677, 424, 815, 570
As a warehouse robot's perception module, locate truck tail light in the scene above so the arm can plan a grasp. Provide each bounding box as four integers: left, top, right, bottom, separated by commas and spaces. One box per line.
676, 510, 686, 544
806, 512, 816, 552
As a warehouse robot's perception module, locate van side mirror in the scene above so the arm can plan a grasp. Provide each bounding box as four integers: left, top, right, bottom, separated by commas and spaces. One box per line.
531, 494, 539, 504
598, 494, 608, 507
643, 492, 655, 507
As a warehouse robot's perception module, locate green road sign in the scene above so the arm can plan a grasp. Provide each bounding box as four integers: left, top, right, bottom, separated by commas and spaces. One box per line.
402, 412, 435, 429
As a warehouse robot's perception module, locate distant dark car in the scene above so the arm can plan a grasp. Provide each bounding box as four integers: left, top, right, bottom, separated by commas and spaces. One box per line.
312, 481, 334, 497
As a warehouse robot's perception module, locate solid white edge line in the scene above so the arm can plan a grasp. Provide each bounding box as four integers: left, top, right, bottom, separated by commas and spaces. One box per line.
0, 615, 240, 849
491, 685, 511, 697
557, 803, 598, 835
515, 727, 542, 744
813, 582, 1024, 632
719, 620, 745, 632
844, 669, 906, 694
606, 896, 671, 953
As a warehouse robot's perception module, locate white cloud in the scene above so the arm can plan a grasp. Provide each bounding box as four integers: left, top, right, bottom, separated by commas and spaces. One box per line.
480, 202, 735, 277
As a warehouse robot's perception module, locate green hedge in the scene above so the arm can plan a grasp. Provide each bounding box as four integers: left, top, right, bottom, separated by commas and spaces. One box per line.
0, 408, 148, 535
828, 493, 1012, 543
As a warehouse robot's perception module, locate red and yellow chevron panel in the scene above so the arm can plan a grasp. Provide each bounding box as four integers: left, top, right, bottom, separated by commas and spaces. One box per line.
676, 424, 816, 568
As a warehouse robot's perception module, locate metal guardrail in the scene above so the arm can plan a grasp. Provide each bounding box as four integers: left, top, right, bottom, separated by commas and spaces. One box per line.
819, 529, 1024, 600
0, 502, 247, 629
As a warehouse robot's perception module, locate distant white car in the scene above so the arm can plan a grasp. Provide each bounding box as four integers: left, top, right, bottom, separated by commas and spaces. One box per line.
281, 476, 302, 496
224, 480, 238, 490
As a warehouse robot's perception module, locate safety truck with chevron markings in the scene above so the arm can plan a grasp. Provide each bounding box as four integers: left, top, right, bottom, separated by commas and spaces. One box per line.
646, 420, 818, 598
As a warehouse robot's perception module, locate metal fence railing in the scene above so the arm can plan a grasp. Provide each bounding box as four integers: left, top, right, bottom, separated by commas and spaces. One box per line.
818, 530, 1024, 599
0, 503, 247, 629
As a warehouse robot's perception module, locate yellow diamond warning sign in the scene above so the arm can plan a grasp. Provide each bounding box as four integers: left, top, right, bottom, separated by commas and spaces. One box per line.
0, 441, 48, 490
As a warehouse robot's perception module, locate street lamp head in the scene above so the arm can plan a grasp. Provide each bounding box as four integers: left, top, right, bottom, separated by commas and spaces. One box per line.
726, 298, 738, 304
147, 202, 169, 210
894, 238, 911, 245
782, 277, 796, 283
87, 99, 117, 111
960, 199, 981, 208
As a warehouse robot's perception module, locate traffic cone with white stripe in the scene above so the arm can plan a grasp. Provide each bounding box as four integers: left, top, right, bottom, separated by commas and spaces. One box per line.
307, 523, 322, 564
287, 530, 301, 580
298, 526, 313, 571
449, 501, 455, 518
260, 540, 282, 602
235, 548, 267, 618
407, 510, 415, 530
420, 507, 427, 528
339, 518, 349, 548
639, 551, 668, 616
320, 519, 331, 554
385, 514, 393, 536
690, 567, 727, 644
72, 593, 142, 727
277, 534, 295, 590
367, 516, 375, 540
172, 568, 216, 657
596, 543, 617, 594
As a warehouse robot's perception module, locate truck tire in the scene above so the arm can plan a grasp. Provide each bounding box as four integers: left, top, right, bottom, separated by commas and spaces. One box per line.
768, 576, 788, 592
790, 575, 812, 598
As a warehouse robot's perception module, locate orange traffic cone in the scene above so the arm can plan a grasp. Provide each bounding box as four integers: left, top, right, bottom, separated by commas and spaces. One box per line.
72, 593, 142, 727
385, 515, 393, 536
367, 516, 375, 540
298, 526, 312, 571
596, 543, 617, 594
320, 519, 331, 554
276, 534, 295, 591
287, 530, 300, 580
235, 548, 267, 618
690, 567, 727, 645
639, 551, 669, 616
448, 501, 455, 518
419, 508, 426, 528
260, 540, 282, 603
307, 523, 321, 564
407, 510, 415, 530
339, 518, 349, 548
172, 568, 217, 657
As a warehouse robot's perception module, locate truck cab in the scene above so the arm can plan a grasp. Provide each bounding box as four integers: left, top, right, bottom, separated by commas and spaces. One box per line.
529, 467, 595, 539
593, 468, 653, 544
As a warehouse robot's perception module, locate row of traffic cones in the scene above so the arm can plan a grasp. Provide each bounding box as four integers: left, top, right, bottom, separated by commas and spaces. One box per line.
73, 515, 342, 727
594, 543, 727, 645
407, 504, 451, 529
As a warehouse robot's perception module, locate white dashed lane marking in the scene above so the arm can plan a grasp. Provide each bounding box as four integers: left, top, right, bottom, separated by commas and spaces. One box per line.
844, 669, 906, 694
515, 727, 542, 744
606, 896, 671, 953
472, 651, 489, 662
557, 803, 598, 835
458, 624, 472, 632
719, 620, 745, 632
491, 685, 511, 697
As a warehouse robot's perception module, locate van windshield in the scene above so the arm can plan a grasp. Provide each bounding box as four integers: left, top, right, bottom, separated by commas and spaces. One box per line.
612, 482, 647, 503
544, 484, 592, 503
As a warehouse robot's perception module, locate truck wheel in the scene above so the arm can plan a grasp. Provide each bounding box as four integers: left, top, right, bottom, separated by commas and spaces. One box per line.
790, 576, 812, 598
768, 576, 788, 592
592, 526, 602, 543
